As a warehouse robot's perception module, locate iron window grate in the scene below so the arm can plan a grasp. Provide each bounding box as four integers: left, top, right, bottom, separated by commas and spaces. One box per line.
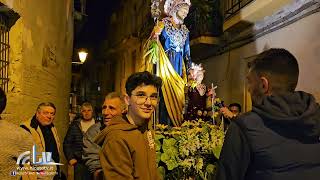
0, 14, 9, 92
224, 0, 254, 20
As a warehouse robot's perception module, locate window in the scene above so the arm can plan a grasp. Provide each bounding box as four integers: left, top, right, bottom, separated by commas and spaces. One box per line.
0, 3, 19, 92
223, 0, 254, 20
0, 14, 9, 92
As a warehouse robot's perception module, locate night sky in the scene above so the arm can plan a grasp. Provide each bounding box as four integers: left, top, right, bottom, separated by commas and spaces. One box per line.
74, 0, 121, 49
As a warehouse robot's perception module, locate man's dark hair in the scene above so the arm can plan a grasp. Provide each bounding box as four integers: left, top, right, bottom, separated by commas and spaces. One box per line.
125, 71, 162, 96
229, 103, 241, 112
0, 87, 7, 114
248, 48, 299, 94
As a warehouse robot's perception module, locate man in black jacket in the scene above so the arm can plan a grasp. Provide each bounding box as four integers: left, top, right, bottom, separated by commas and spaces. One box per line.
63, 102, 96, 180
216, 48, 320, 180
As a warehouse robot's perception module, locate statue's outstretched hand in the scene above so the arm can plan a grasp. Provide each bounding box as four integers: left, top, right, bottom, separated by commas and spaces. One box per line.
207, 87, 216, 97
151, 21, 164, 39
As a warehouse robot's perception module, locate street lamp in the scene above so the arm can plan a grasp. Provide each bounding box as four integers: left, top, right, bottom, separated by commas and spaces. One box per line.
72, 49, 88, 64
78, 50, 88, 63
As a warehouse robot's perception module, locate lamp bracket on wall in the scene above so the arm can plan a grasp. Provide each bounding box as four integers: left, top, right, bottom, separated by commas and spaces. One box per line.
72, 62, 83, 64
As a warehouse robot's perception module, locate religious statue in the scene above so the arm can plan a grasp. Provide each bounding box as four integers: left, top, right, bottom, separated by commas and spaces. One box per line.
152, 0, 192, 76
184, 63, 214, 121
140, 0, 193, 126
146, 0, 192, 126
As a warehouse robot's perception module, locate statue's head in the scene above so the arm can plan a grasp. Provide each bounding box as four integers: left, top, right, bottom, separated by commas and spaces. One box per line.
164, 0, 191, 21
188, 63, 205, 83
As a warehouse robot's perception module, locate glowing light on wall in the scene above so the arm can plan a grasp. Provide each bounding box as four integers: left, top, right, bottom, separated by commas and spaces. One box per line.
78, 50, 88, 63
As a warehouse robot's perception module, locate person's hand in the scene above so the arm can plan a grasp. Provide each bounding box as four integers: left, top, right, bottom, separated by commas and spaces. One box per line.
153, 27, 162, 37
69, 159, 77, 166
207, 86, 217, 97
152, 21, 164, 39
207, 88, 214, 96
220, 107, 235, 119
94, 169, 103, 180
184, 85, 189, 94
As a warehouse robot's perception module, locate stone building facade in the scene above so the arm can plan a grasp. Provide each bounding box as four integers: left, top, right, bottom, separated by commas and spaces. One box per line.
101, 0, 153, 94
0, 0, 73, 143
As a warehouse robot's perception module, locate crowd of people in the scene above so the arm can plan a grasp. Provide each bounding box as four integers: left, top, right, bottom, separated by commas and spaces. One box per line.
0, 1, 318, 180
0, 48, 319, 180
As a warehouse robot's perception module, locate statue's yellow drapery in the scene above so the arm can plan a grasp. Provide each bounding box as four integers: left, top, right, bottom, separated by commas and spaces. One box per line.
140, 39, 186, 126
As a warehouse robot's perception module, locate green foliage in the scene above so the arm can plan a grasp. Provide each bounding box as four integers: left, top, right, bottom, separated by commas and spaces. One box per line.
158, 166, 166, 179
206, 164, 216, 174
143, 40, 159, 64
155, 120, 225, 179
161, 138, 179, 170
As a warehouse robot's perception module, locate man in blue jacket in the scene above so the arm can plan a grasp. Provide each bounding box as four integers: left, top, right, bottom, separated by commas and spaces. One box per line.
216, 48, 320, 180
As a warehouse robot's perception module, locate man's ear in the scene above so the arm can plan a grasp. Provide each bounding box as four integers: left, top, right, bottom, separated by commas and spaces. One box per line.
35, 111, 40, 119
124, 94, 130, 106
122, 103, 128, 114
121, 108, 128, 114
260, 76, 270, 95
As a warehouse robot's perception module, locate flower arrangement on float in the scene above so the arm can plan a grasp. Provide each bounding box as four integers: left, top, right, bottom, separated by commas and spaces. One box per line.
155, 117, 225, 180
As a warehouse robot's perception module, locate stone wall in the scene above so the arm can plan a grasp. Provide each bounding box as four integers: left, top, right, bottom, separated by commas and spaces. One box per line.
1, 0, 73, 148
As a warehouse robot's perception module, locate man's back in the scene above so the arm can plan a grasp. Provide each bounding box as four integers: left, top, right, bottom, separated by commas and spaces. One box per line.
237, 113, 320, 180
217, 91, 320, 180
0, 120, 34, 180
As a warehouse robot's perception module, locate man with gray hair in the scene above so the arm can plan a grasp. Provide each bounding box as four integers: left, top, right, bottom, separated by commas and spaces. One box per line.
21, 102, 63, 179
82, 92, 127, 179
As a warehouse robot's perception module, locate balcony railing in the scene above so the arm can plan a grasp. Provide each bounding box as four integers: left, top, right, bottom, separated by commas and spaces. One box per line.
185, 0, 223, 38
223, 0, 254, 20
